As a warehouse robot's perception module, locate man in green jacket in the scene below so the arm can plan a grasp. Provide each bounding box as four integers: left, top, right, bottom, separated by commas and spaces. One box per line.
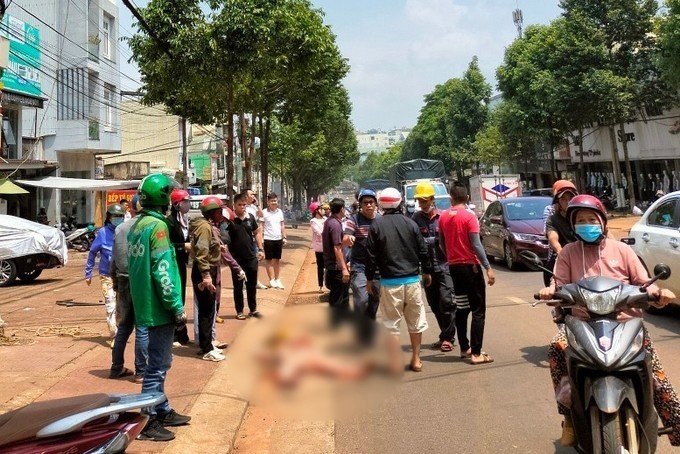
128, 173, 190, 442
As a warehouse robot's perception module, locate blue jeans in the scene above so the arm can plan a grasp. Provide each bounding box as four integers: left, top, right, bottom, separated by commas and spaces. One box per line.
111, 276, 148, 376
350, 266, 380, 320
142, 323, 174, 417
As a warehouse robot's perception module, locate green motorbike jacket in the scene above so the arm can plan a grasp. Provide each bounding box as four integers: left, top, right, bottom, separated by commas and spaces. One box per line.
127, 209, 184, 327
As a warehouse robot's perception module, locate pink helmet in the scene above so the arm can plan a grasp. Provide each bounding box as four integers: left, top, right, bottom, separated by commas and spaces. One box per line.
309, 201, 320, 215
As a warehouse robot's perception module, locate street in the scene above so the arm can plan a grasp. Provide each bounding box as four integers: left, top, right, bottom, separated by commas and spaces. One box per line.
3, 221, 680, 453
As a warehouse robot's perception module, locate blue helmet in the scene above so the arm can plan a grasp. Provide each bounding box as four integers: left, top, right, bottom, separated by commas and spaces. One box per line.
357, 188, 377, 202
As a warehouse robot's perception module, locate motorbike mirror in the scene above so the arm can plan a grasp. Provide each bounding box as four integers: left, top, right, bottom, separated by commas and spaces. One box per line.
654, 264, 671, 281
519, 250, 541, 267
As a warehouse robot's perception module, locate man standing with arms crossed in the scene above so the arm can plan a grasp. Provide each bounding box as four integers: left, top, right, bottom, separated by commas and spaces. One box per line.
439, 183, 495, 365
128, 174, 190, 441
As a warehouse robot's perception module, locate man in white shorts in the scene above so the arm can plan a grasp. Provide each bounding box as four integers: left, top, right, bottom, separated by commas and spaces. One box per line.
365, 188, 432, 375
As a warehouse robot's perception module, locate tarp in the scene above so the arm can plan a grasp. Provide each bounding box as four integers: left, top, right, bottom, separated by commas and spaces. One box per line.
16, 176, 141, 190
389, 159, 446, 184
0, 214, 67, 264
0, 179, 29, 195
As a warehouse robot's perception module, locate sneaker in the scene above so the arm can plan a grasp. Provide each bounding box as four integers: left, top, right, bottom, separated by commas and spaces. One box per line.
236, 313, 246, 320
157, 409, 192, 427
138, 418, 175, 441
274, 279, 284, 289
269, 279, 277, 288
248, 311, 263, 319
256, 281, 269, 289
202, 349, 226, 362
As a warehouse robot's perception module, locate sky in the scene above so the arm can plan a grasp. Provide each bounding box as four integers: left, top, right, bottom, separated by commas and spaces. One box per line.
118, 0, 563, 132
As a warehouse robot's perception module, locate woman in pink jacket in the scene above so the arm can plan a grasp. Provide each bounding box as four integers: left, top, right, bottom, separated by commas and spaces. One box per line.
309, 202, 326, 293
539, 195, 679, 447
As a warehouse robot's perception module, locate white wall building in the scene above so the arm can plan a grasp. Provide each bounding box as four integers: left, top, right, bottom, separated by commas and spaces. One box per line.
5, 0, 122, 225
356, 128, 410, 162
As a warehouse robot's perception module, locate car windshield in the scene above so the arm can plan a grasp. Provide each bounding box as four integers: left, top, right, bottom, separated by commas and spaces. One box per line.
504, 199, 550, 221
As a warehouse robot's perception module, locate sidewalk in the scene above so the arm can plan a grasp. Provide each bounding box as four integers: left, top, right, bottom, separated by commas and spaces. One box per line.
0, 226, 313, 453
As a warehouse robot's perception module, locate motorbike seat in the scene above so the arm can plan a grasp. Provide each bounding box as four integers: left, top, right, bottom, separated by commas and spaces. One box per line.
0, 393, 110, 447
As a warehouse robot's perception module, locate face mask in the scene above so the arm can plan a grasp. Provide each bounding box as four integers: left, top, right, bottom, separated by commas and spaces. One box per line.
179, 200, 190, 214
574, 224, 602, 243
111, 217, 124, 227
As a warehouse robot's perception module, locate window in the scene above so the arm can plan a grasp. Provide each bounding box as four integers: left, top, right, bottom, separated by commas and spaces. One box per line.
57, 68, 87, 120
102, 15, 112, 59
103, 84, 114, 128
647, 199, 679, 228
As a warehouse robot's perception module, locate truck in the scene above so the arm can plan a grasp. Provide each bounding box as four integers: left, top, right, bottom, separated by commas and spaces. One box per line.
468, 174, 522, 217
388, 159, 449, 214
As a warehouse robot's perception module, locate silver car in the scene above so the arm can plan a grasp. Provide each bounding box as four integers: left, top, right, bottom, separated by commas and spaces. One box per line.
622, 191, 680, 298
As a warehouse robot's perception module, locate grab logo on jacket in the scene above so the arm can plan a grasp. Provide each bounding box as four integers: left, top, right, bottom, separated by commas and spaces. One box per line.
128, 242, 145, 258
157, 259, 175, 296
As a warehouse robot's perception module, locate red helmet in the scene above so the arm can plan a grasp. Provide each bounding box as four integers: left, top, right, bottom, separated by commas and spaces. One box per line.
552, 180, 577, 203
222, 206, 234, 221
170, 189, 190, 205
309, 201, 320, 215
200, 196, 224, 215
566, 194, 607, 229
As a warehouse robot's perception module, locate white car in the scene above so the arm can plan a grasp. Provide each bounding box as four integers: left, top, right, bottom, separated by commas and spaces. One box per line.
622, 191, 680, 298
0, 215, 68, 287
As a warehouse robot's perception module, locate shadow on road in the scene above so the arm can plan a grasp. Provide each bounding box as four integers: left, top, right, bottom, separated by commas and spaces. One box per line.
519, 344, 550, 369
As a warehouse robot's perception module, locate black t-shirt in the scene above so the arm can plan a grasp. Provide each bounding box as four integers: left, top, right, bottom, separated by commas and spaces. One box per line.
546, 211, 577, 249
227, 213, 258, 262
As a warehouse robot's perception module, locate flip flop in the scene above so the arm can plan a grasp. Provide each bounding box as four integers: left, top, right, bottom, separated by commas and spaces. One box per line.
470, 353, 494, 365
440, 340, 454, 352
409, 362, 423, 372
109, 367, 134, 379
460, 349, 472, 359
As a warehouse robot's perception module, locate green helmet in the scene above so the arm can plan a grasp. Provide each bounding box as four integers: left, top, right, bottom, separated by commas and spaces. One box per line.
106, 203, 125, 216
138, 173, 173, 208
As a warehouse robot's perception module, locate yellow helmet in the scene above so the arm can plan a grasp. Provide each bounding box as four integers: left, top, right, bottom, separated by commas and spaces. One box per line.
414, 182, 435, 199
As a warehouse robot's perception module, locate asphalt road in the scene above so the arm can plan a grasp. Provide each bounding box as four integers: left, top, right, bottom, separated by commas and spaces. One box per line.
332, 263, 680, 454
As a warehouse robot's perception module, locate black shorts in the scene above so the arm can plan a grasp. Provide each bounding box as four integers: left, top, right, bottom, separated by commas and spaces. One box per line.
264, 239, 283, 260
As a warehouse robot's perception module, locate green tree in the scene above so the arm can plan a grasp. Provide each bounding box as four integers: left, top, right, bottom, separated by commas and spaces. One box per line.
656, 0, 680, 89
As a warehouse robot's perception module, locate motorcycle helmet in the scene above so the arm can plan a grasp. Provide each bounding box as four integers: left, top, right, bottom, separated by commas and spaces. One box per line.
139, 173, 173, 208
200, 196, 224, 215
106, 203, 125, 217
308, 201, 320, 215
378, 187, 402, 209
171, 189, 190, 205
131, 194, 141, 211
357, 188, 377, 203
222, 206, 235, 221
413, 182, 435, 200
552, 180, 577, 203
566, 194, 607, 243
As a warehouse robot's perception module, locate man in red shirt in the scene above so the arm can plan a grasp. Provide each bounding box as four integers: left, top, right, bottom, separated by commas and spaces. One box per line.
439, 183, 495, 365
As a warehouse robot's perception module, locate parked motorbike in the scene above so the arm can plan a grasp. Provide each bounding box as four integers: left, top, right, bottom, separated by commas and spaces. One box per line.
65, 224, 96, 252
520, 250, 672, 453
0, 392, 164, 453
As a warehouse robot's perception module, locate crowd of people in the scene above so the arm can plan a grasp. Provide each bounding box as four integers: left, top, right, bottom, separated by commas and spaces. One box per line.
83, 173, 289, 441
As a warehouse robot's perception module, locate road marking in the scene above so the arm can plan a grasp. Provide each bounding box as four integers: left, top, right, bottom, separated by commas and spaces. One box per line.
507, 296, 527, 306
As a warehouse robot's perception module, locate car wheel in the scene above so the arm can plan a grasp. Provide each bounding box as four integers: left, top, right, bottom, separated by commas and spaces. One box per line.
504, 242, 516, 270
0, 259, 17, 287
18, 268, 42, 283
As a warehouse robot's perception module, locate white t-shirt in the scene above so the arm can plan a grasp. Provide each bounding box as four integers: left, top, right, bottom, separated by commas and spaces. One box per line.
262, 208, 284, 240
246, 204, 259, 220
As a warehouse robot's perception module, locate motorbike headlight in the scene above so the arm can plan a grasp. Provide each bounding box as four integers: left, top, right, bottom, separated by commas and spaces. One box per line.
580, 288, 618, 315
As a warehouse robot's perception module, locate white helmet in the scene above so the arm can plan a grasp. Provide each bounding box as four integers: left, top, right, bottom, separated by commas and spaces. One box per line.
379, 187, 402, 209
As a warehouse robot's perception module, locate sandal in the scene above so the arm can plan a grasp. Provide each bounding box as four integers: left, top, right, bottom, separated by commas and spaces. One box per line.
409, 362, 423, 372
470, 352, 494, 365
109, 367, 134, 379
460, 349, 472, 359
440, 340, 454, 352
236, 313, 246, 320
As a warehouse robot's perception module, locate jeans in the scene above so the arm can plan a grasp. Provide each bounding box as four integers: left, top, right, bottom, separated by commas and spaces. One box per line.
315, 252, 325, 287
424, 269, 456, 342
191, 263, 218, 354
326, 269, 350, 327
111, 276, 148, 376
142, 323, 174, 417
350, 266, 380, 320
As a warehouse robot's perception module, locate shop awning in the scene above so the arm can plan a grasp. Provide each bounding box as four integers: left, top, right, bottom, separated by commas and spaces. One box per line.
16, 176, 141, 190
0, 179, 29, 194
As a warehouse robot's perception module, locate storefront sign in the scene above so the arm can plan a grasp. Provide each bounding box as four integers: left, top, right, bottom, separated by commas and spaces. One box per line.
105, 190, 136, 206
0, 15, 41, 98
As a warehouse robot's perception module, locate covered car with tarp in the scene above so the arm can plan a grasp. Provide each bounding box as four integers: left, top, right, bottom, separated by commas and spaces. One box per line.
0, 215, 67, 287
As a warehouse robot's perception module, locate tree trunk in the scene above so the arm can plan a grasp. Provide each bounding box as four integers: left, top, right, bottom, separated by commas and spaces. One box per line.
578, 126, 585, 192
226, 87, 235, 198
247, 113, 257, 190
607, 125, 622, 207
239, 112, 248, 191
260, 116, 270, 202
181, 117, 188, 189
619, 122, 636, 210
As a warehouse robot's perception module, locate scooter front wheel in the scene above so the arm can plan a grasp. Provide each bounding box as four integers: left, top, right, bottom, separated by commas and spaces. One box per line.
589, 404, 637, 454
